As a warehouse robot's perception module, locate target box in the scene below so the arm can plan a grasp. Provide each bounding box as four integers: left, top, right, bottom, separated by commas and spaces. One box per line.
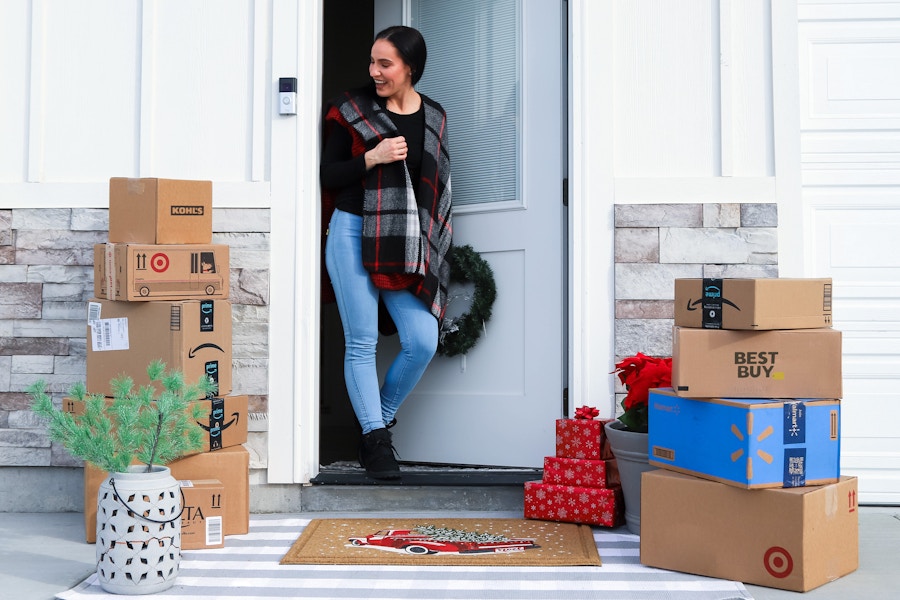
640, 470, 858, 592
94, 242, 229, 301
86, 298, 232, 398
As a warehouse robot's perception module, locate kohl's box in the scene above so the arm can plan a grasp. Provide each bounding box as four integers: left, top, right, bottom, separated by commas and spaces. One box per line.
86, 299, 232, 398
109, 177, 212, 244
648, 388, 840, 489
672, 326, 842, 399
674, 278, 833, 330
179, 479, 225, 550
640, 470, 859, 592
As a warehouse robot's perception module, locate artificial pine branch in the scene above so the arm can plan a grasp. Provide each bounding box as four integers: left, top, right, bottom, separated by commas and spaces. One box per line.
29, 359, 217, 474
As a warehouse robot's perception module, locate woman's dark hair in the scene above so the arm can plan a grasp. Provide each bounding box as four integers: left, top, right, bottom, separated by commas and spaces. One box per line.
375, 26, 427, 85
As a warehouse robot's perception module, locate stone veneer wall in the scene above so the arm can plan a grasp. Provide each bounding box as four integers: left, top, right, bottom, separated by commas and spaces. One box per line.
612, 203, 778, 409
0, 207, 270, 473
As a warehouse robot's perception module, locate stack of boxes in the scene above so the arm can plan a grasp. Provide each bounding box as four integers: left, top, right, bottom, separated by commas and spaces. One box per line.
640, 277, 858, 592
72, 178, 250, 550
523, 413, 625, 527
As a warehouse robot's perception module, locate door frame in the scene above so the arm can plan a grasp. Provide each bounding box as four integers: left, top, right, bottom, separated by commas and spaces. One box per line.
267, 0, 614, 484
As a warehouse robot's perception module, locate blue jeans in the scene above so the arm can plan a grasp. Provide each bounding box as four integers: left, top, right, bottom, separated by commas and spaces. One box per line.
325, 209, 438, 434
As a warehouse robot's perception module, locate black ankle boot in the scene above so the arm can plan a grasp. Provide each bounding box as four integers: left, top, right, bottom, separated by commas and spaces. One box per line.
358, 428, 401, 480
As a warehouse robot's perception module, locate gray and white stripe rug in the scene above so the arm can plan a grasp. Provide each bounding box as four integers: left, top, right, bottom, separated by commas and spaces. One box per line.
57, 516, 753, 600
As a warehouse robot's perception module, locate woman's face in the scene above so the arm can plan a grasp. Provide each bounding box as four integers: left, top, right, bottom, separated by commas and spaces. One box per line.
369, 38, 413, 98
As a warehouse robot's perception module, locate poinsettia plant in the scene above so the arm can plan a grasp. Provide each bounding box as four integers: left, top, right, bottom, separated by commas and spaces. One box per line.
612, 353, 672, 433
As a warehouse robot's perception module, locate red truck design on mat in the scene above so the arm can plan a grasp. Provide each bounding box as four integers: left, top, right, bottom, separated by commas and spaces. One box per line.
348, 525, 539, 555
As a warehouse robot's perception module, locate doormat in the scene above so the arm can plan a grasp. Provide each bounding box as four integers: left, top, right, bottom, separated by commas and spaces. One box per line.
280, 518, 601, 567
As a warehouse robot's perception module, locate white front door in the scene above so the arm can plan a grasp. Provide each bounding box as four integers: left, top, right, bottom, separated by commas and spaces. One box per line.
798, 1, 900, 504
379, 0, 567, 468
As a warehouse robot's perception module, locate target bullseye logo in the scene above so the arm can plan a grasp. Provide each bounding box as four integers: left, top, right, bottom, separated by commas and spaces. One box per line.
764, 546, 793, 578
150, 253, 170, 273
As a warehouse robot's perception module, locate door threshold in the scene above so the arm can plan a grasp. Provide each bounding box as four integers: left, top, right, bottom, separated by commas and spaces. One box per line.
312, 462, 541, 486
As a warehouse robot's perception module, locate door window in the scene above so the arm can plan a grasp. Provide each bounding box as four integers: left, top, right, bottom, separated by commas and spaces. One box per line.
411, 0, 519, 207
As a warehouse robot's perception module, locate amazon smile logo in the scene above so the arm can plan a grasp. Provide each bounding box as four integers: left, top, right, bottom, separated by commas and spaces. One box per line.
684, 297, 741, 311
197, 412, 241, 435
188, 343, 225, 358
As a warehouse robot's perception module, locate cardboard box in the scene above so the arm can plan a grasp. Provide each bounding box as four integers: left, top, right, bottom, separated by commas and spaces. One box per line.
543, 456, 620, 489
555, 418, 616, 461
94, 242, 229, 302
674, 278, 833, 330
524, 480, 624, 527
85, 445, 249, 543
86, 299, 232, 398
649, 388, 840, 488
109, 177, 212, 244
64, 395, 248, 453
672, 326, 842, 399
640, 470, 859, 592
179, 479, 225, 549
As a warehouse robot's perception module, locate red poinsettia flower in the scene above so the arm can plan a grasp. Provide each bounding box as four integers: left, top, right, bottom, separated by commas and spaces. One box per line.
611, 353, 672, 433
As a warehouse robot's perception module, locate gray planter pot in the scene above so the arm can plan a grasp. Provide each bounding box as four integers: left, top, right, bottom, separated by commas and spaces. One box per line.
605, 420, 658, 535
96, 465, 182, 595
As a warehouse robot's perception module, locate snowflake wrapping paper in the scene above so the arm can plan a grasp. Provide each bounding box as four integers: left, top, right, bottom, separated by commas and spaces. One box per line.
524, 480, 625, 527
554, 418, 616, 460
543, 456, 621, 489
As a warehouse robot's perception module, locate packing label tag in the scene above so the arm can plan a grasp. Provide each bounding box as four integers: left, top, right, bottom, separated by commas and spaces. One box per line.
90, 317, 129, 352
783, 447, 807, 487
701, 278, 724, 329
200, 300, 214, 332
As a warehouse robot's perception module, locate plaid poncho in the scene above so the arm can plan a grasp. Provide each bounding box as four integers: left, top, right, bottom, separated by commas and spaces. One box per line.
322, 89, 453, 320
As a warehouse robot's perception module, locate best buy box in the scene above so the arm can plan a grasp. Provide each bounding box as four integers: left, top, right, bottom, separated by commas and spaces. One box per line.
85, 445, 249, 543
109, 177, 212, 244
672, 326, 842, 399
179, 479, 225, 550
86, 299, 232, 398
649, 388, 840, 488
674, 278, 833, 330
94, 242, 229, 302
641, 470, 859, 592
64, 395, 248, 453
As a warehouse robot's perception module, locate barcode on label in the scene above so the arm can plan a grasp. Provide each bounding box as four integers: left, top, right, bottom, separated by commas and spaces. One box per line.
206, 516, 223, 546
87, 302, 101, 323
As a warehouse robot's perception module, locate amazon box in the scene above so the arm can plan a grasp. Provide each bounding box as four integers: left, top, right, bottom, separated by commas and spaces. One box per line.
63, 395, 248, 453
179, 479, 225, 550
648, 388, 840, 488
85, 445, 249, 543
109, 177, 212, 244
86, 299, 232, 398
640, 470, 858, 592
672, 326, 842, 399
674, 278, 833, 330
94, 242, 229, 302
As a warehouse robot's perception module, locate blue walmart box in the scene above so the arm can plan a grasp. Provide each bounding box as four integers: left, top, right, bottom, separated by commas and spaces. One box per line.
648, 388, 840, 489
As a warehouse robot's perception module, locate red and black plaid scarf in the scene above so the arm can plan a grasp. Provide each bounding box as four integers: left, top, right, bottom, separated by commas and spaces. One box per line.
322, 89, 453, 319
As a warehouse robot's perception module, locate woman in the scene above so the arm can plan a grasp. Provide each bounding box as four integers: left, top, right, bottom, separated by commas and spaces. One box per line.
320, 26, 452, 480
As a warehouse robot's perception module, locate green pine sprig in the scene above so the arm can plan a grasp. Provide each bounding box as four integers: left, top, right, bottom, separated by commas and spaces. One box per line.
29, 359, 217, 473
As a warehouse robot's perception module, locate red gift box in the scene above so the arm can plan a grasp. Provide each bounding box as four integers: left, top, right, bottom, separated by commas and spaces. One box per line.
524, 480, 625, 527
543, 456, 620, 489
555, 418, 615, 460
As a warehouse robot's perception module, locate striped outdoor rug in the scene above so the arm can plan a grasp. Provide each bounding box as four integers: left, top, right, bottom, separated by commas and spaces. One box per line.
57, 516, 753, 600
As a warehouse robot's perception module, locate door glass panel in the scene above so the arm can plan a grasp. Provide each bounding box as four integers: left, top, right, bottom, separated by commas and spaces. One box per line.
410, 0, 519, 206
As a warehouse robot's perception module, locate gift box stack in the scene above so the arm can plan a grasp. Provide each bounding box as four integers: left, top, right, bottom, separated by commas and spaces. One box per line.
73, 178, 250, 549
523, 406, 625, 527
640, 277, 858, 592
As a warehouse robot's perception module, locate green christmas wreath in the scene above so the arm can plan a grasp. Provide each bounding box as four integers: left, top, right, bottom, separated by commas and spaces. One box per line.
438, 244, 497, 357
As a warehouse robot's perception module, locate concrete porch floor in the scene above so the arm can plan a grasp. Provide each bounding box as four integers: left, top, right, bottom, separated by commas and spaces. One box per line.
1, 498, 897, 600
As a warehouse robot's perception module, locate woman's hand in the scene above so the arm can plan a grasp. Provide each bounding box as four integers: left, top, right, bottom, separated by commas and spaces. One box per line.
365, 136, 407, 169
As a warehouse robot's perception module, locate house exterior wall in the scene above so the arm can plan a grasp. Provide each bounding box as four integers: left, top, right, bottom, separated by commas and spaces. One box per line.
0, 207, 272, 475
